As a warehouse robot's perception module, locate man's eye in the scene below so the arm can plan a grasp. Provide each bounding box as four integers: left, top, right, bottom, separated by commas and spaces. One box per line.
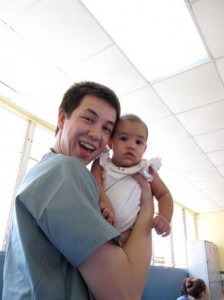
82, 116, 93, 123
103, 126, 112, 134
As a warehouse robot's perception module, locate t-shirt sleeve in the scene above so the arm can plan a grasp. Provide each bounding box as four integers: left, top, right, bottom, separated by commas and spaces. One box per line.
18, 155, 120, 266
149, 157, 162, 172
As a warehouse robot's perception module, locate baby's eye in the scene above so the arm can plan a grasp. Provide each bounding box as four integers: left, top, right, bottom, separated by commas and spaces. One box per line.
136, 140, 143, 145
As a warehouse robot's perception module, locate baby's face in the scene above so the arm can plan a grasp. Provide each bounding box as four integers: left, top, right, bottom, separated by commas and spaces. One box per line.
110, 120, 147, 168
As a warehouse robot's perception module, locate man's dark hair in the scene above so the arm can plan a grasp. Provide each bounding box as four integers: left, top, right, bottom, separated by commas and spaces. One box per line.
55, 81, 121, 135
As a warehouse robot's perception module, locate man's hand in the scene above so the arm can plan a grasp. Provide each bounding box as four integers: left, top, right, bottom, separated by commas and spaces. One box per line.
133, 173, 154, 223
153, 214, 171, 237
133, 173, 152, 203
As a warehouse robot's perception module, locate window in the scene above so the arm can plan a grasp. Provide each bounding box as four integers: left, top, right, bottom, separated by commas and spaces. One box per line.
152, 230, 173, 266
0, 106, 27, 249
0, 104, 54, 250
172, 204, 187, 268
185, 208, 197, 241
151, 202, 197, 268
26, 125, 55, 174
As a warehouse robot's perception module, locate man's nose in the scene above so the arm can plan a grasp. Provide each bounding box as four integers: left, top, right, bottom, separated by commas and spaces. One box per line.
88, 126, 102, 140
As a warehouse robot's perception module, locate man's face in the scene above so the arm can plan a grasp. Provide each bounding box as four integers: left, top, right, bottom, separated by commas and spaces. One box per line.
57, 95, 117, 165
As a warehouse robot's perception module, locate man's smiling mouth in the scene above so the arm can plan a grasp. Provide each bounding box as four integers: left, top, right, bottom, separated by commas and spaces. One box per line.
80, 142, 96, 152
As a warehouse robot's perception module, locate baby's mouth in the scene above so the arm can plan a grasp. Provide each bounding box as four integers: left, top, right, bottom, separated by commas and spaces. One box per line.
125, 152, 135, 158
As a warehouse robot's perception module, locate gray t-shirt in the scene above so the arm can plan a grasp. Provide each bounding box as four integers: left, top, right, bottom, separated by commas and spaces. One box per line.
3, 152, 120, 299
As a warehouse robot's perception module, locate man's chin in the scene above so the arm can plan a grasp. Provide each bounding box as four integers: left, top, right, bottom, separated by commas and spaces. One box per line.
82, 152, 99, 166
79, 147, 104, 165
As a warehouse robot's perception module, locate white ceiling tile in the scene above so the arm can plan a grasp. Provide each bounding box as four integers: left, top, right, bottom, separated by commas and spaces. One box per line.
195, 177, 224, 195
171, 138, 202, 157
147, 137, 202, 162
194, 129, 224, 152
153, 63, 224, 113
197, 204, 223, 213
67, 45, 147, 96
160, 169, 218, 212
216, 57, 224, 82
177, 101, 224, 135
0, 0, 31, 23
217, 165, 224, 176
9, 0, 112, 70
211, 195, 224, 207
0, 81, 20, 103
146, 116, 189, 151
207, 150, 224, 166
195, 201, 223, 213
0, 17, 4, 25
185, 167, 221, 182
192, 0, 224, 58
120, 86, 171, 122
171, 154, 213, 172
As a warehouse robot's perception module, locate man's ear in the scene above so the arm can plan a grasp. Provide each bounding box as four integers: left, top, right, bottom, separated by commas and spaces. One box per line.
58, 109, 66, 130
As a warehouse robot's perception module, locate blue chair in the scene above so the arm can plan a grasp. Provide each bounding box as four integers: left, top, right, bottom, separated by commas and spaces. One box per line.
142, 266, 188, 300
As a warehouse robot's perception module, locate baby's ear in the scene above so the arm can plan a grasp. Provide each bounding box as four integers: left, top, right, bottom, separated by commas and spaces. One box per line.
108, 139, 113, 149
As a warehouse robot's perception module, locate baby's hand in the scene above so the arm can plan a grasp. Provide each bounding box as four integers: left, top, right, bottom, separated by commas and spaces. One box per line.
100, 199, 117, 227
153, 214, 171, 237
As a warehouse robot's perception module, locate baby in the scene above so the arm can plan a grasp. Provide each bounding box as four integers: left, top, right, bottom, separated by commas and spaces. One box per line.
91, 114, 173, 244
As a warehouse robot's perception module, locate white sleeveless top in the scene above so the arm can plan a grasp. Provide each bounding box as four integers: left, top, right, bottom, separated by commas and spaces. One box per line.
99, 149, 161, 232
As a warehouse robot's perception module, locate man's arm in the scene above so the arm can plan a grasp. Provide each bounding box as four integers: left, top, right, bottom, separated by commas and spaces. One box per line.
78, 174, 153, 300
150, 172, 173, 236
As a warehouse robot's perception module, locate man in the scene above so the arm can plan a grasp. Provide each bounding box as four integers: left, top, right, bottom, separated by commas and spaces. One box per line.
3, 81, 153, 299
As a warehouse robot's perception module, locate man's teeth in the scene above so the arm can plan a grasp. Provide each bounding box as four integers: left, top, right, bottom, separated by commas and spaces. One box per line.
80, 142, 95, 151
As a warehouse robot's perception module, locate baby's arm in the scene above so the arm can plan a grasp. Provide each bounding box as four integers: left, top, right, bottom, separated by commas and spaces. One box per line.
91, 158, 117, 227
150, 167, 173, 237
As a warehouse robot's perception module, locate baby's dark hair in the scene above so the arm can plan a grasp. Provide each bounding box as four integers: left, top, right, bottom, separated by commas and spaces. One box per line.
181, 277, 207, 299
55, 81, 121, 135
115, 114, 148, 139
